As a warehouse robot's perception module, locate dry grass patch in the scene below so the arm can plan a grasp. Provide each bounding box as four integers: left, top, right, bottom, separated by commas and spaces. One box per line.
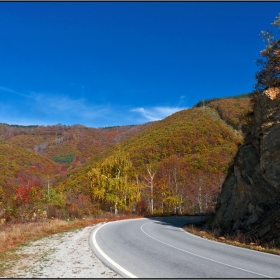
0, 213, 142, 276
184, 224, 280, 256
0, 219, 72, 253
0, 214, 142, 254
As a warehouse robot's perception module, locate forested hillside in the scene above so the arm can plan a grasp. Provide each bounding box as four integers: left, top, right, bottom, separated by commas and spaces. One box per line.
0, 122, 152, 163
207, 97, 253, 132
57, 98, 253, 217
0, 123, 152, 221
0, 140, 62, 221
0, 95, 253, 222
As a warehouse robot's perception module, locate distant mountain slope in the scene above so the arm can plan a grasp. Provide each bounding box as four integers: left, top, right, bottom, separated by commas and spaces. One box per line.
0, 140, 60, 185
0, 123, 152, 163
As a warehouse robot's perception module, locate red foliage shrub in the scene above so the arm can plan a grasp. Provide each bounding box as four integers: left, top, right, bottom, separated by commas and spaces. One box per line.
136, 200, 148, 215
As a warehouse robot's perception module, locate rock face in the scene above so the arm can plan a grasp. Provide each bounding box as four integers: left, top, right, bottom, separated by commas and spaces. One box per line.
209, 88, 280, 244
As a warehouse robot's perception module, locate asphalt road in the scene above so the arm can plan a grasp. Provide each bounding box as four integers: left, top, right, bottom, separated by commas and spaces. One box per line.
89, 216, 280, 278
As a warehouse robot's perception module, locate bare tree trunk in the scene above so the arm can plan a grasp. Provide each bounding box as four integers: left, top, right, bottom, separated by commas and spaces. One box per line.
47, 176, 50, 201
173, 167, 178, 215
179, 194, 182, 214
144, 165, 156, 214
197, 179, 203, 213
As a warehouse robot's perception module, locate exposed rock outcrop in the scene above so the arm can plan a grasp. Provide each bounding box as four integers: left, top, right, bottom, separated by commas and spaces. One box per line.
208, 87, 280, 246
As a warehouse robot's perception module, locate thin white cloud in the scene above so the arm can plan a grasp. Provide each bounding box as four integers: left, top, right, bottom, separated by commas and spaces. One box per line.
0, 86, 187, 127
32, 92, 86, 112
131, 106, 186, 122
0, 86, 112, 126
131, 108, 160, 121
29, 92, 111, 123
0, 85, 107, 117
0, 86, 31, 98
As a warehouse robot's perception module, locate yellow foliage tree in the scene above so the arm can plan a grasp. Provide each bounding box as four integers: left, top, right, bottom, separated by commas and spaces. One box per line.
87, 146, 140, 214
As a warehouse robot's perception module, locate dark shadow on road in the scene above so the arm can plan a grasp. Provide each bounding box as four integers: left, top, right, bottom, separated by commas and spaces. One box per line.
144, 215, 205, 229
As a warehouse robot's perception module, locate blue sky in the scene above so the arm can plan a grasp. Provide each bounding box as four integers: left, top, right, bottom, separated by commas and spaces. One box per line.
1, 2, 280, 127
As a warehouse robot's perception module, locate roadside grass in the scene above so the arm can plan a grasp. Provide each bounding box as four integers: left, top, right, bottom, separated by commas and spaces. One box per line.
0, 213, 142, 277
183, 223, 280, 256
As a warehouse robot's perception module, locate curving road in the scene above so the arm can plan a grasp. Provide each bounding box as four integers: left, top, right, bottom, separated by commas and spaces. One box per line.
89, 216, 280, 278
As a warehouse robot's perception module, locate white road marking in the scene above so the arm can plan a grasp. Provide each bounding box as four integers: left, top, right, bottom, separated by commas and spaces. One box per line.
92, 222, 138, 278
140, 221, 273, 278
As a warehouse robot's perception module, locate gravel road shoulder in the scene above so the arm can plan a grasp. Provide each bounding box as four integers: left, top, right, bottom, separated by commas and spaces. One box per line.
4, 223, 121, 278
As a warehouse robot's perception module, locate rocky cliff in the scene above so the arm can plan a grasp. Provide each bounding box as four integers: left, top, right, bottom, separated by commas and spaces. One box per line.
208, 87, 280, 246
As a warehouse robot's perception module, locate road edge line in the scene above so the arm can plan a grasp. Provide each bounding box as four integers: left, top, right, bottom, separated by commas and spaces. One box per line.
89, 221, 139, 278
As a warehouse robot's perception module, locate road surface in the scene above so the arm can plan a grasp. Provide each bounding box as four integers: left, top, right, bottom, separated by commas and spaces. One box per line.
89, 216, 280, 278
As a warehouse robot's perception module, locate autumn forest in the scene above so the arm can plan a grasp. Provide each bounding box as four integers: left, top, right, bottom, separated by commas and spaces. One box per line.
0, 95, 253, 223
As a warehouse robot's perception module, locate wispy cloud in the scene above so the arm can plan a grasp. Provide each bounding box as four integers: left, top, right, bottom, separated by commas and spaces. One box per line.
0, 86, 31, 99
0, 86, 187, 127
0, 86, 112, 126
29, 92, 112, 125
131, 106, 186, 122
